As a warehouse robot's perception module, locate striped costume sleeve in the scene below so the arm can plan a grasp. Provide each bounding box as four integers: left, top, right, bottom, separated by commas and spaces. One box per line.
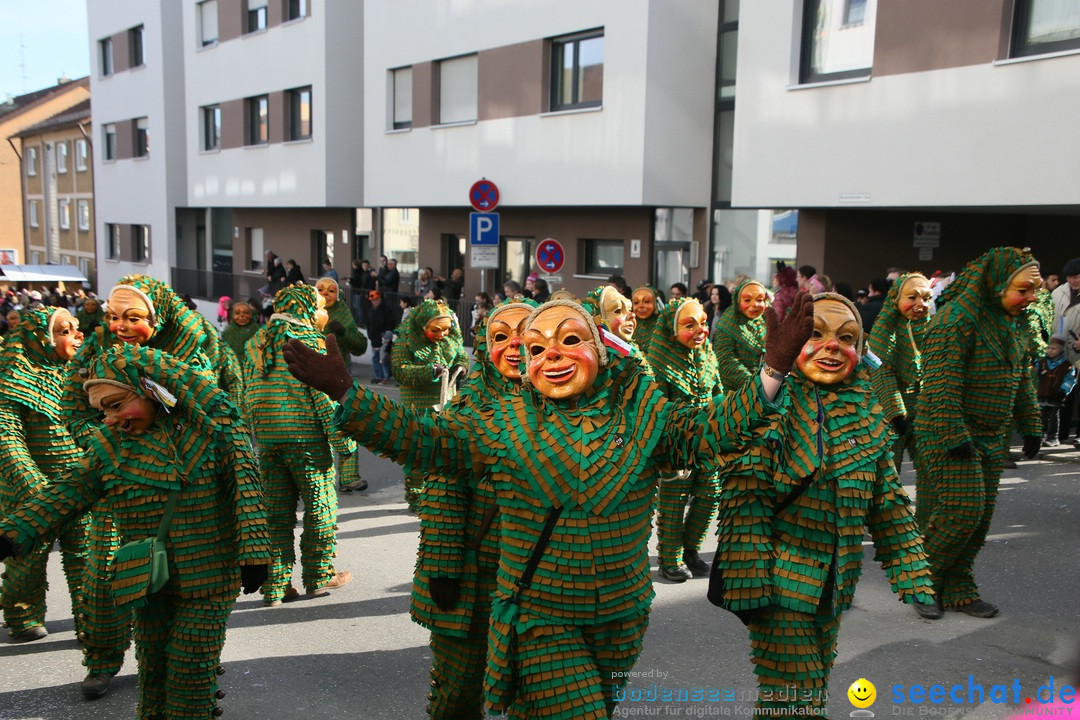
392, 340, 438, 390
918, 318, 973, 450
0, 455, 103, 554
0, 403, 47, 512
417, 472, 467, 577
866, 452, 934, 605
310, 383, 357, 455
219, 418, 272, 565
869, 334, 907, 421
713, 331, 755, 392
1012, 361, 1042, 438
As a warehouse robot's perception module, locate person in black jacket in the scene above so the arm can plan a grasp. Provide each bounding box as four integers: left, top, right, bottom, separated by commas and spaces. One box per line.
378, 259, 400, 294
285, 260, 305, 285
363, 291, 394, 384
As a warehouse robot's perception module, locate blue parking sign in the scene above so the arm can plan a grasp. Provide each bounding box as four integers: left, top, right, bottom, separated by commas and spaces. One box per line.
469, 212, 500, 246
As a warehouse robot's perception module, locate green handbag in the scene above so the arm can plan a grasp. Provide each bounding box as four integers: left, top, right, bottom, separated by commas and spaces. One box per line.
111, 488, 179, 611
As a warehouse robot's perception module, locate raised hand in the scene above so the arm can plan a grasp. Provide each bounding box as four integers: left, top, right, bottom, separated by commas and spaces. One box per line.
762, 291, 815, 376
284, 335, 354, 401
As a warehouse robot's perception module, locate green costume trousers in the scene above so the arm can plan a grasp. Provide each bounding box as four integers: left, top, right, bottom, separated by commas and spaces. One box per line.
913, 436, 1007, 608
80, 509, 133, 675
656, 470, 719, 569
0, 514, 86, 636
429, 618, 489, 719
133, 589, 234, 719
259, 443, 339, 601
749, 607, 838, 717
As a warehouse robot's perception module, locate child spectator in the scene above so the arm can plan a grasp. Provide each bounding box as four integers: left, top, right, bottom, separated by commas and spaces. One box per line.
1036, 334, 1077, 446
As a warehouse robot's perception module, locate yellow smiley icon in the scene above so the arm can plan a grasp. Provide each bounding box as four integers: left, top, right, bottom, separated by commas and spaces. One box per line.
848, 678, 877, 708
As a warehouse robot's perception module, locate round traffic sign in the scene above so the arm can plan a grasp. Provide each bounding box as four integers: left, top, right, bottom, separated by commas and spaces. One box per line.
536, 238, 565, 274
469, 180, 500, 211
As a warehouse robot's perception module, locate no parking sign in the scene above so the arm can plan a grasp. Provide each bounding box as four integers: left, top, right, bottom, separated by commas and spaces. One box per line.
536, 238, 565, 274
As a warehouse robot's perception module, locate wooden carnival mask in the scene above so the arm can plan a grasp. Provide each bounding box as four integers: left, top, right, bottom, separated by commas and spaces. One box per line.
523, 305, 600, 400
50, 309, 83, 362
313, 292, 329, 332
675, 300, 709, 350
1000, 264, 1042, 317
424, 315, 454, 343
106, 287, 155, 345
632, 288, 657, 320
487, 306, 531, 380
797, 299, 860, 385
315, 278, 340, 308
87, 383, 159, 435
231, 303, 253, 327
599, 286, 636, 342
897, 275, 932, 321
738, 282, 768, 320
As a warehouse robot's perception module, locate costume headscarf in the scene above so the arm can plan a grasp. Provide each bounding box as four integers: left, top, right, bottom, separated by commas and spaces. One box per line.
866, 272, 929, 421
0, 307, 70, 422
645, 297, 723, 403
249, 284, 323, 378
712, 279, 768, 391
631, 285, 663, 351
221, 303, 259, 362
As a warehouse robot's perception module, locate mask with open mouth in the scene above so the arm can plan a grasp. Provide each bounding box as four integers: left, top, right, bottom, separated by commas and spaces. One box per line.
487, 305, 532, 380
523, 304, 602, 400
797, 297, 861, 385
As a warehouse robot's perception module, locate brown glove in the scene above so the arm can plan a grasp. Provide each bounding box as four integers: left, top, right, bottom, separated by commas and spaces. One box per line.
762, 291, 815, 375
283, 335, 354, 401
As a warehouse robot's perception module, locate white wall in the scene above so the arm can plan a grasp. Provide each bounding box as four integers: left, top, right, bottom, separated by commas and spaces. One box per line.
733, 3, 1080, 209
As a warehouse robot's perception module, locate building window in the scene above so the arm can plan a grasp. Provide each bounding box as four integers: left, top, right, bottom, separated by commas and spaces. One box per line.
130, 25, 145, 67
76, 139, 88, 170
582, 238, 624, 276
844, 0, 867, 25
28, 201, 39, 228
26, 146, 37, 176
133, 224, 151, 263
1012, 0, 1080, 57
247, 227, 264, 271
800, 0, 876, 83
79, 257, 91, 276
289, 86, 312, 140
199, 0, 218, 47
31, 251, 43, 265
59, 200, 71, 230
202, 105, 221, 150
392, 66, 412, 129
56, 141, 69, 173
287, 0, 307, 21
247, 0, 268, 33
106, 224, 121, 259
551, 30, 604, 111
246, 95, 269, 145
438, 54, 478, 124
77, 200, 91, 231
104, 124, 117, 161
100, 38, 113, 76
135, 117, 149, 157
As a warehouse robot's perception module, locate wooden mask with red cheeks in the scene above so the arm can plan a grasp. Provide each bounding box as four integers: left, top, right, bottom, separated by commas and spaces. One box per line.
50, 309, 83, 362
315, 278, 339, 308
424, 316, 453, 343
599, 286, 636, 341
1000, 264, 1042, 317
523, 305, 601, 401
632, 288, 657, 320
738, 282, 768, 320
796, 298, 861, 385
897, 275, 932, 321
86, 383, 158, 435
106, 287, 155, 345
314, 292, 329, 331
486, 306, 531, 380
675, 300, 709, 350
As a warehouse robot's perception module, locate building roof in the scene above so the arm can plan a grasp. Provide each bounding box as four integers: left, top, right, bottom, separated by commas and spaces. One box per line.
12, 99, 92, 138
0, 264, 89, 284
0, 77, 90, 123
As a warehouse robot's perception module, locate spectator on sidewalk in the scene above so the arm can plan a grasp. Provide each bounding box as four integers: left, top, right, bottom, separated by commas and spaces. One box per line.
321, 260, 339, 283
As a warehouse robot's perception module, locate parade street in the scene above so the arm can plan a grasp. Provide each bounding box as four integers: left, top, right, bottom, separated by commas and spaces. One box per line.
1, 374, 1077, 720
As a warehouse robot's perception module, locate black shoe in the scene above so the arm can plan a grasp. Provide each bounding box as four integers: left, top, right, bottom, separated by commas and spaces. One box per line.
913, 601, 943, 620
340, 479, 368, 492
81, 672, 115, 700
659, 565, 693, 583
955, 599, 999, 618
1002, 459, 1018, 469
9, 625, 47, 643
683, 549, 711, 577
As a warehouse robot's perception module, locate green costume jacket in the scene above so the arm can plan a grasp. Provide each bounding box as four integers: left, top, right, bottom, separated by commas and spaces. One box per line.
866, 273, 929, 424
711, 280, 767, 393
392, 299, 469, 409
325, 299, 367, 365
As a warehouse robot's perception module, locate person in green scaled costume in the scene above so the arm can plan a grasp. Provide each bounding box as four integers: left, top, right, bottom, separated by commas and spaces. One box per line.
315, 277, 369, 493
645, 297, 725, 583
244, 283, 356, 605
0, 307, 88, 644
0, 342, 270, 720
284, 294, 815, 720
390, 298, 469, 513
220, 300, 259, 369
712, 278, 768, 393
412, 296, 537, 719
712, 293, 936, 717
630, 285, 663, 351
912, 247, 1043, 620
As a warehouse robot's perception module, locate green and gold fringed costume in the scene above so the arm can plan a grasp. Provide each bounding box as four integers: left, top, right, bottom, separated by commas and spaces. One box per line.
318, 279, 369, 491
413, 298, 537, 720
631, 285, 663, 352
644, 297, 725, 576
334, 299, 783, 719
390, 299, 468, 512
0, 308, 88, 641
714, 294, 933, 717
245, 284, 355, 602
1022, 286, 1055, 364
912, 247, 1042, 610
582, 286, 653, 376
711, 279, 767, 393
66, 276, 240, 683
220, 309, 259, 369
0, 343, 270, 720
866, 272, 930, 475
